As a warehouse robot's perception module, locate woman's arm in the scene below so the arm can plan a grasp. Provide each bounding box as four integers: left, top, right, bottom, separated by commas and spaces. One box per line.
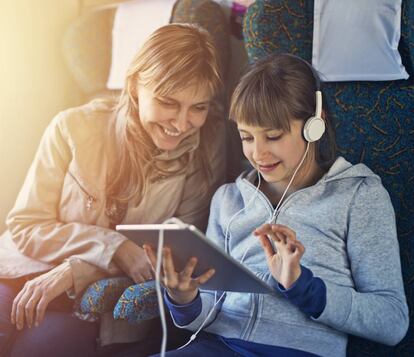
313, 178, 409, 345
6, 109, 127, 271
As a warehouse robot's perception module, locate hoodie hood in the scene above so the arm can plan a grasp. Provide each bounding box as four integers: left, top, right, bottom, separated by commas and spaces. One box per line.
322, 157, 378, 182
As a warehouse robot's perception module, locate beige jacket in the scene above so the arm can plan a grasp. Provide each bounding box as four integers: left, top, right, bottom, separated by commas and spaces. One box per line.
0, 99, 226, 298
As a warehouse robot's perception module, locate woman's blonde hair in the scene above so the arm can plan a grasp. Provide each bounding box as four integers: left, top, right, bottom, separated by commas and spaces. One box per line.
106, 23, 222, 224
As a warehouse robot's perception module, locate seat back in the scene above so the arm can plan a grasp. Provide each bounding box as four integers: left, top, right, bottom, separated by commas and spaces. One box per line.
63, 0, 230, 98
244, 1, 413, 355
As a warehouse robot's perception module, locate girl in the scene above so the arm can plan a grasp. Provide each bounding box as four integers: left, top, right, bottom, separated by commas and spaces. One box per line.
0, 23, 225, 356
147, 53, 408, 356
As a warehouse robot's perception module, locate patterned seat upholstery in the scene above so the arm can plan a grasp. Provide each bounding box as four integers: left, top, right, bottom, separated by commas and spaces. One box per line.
244, 1, 413, 356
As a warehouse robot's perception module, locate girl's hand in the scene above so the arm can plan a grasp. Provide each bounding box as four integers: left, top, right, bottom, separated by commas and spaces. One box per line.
254, 224, 305, 289
113, 240, 154, 283
144, 245, 215, 305
11, 261, 73, 330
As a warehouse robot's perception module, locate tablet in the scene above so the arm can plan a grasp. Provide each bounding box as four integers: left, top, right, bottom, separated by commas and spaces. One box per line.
116, 223, 275, 295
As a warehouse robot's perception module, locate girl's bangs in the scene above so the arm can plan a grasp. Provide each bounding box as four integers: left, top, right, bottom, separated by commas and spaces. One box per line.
230, 81, 291, 132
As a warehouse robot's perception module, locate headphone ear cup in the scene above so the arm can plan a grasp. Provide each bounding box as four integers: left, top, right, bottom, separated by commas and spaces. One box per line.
303, 116, 325, 142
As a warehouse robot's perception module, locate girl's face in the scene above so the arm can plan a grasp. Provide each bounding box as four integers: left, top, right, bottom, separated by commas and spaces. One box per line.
137, 83, 211, 151
238, 120, 310, 187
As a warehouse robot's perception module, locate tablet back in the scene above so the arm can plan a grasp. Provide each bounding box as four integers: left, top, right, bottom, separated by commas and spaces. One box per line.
116, 223, 275, 294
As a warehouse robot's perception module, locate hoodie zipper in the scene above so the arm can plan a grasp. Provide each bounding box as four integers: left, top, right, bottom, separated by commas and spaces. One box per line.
240, 179, 315, 339
68, 171, 97, 210
243, 177, 324, 221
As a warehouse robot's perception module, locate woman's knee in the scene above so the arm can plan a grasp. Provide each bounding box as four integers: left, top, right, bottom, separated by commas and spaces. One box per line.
10, 311, 99, 357
0, 281, 20, 355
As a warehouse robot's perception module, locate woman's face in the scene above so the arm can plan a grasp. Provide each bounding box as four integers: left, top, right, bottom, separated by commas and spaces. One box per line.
137, 83, 211, 151
238, 120, 311, 187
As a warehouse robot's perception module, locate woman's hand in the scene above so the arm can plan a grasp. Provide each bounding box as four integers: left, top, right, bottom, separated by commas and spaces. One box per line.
254, 224, 305, 289
144, 245, 215, 305
11, 261, 73, 330
113, 240, 154, 283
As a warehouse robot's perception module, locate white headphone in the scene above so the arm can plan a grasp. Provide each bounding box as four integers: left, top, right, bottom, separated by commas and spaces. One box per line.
286, 54, 325, 143
303, 90, 325, 142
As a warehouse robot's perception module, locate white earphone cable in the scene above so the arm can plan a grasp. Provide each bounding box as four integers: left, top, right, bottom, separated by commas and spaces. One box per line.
155, 228, 167, 357
271, 141, 310, 222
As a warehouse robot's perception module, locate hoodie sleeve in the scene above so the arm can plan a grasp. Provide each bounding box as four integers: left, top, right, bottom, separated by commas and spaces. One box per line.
168, 186, 228, 330
313, 177, 409, 345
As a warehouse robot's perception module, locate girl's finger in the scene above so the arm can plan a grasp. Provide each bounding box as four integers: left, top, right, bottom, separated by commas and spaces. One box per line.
293, 240, 305, 257
143, 245, 157, 270
274, 231, 287, 244
271, 224, 296, 241
194, 268, 215, 286
257, 235, 275, 259
286, 241, 297, 253
253, 223, 272, 236
179, 257, 198, 280
162, 248, 178, 287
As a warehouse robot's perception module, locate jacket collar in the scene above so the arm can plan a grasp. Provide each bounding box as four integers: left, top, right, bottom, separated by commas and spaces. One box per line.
153, 130, 200, 161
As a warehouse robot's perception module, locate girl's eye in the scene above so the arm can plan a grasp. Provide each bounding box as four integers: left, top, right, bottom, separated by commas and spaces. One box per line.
240, 136, 253, 142
267, 135, 283, 141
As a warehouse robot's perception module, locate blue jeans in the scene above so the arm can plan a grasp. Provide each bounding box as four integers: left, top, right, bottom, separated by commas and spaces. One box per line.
0, 279, 99, 357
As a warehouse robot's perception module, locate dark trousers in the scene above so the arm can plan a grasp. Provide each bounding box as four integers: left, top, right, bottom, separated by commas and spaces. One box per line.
0, 279, 99, 357
0, 278, 193, 357
149, 331, 241, 357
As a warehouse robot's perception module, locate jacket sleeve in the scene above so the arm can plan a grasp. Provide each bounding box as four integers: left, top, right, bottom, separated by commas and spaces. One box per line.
68, 258, 123, 297
171, 186, 227, 330
174, 119, 226, 232
6, 111, 127, 272
313, 178, 409, 345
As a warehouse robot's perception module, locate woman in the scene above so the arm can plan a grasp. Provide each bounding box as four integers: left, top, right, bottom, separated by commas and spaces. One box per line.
0, 23, 225, 356
147, 54, 408, 356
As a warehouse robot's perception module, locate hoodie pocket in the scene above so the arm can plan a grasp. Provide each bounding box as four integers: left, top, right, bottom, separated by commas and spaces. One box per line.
221, 291, 253, 316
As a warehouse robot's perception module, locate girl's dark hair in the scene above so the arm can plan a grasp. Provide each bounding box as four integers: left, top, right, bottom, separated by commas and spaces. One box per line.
229, 53, 336, 170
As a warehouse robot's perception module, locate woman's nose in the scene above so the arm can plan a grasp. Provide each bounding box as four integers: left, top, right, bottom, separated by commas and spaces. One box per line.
171, 110, 191, 132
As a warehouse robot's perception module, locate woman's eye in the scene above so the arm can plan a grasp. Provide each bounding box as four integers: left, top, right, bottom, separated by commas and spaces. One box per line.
158, 99, 176, 107
193, 106, 208, 112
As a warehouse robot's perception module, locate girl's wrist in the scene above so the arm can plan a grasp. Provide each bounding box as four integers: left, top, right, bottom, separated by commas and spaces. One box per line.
284, 266, 302, 289
167, 289, 198, 305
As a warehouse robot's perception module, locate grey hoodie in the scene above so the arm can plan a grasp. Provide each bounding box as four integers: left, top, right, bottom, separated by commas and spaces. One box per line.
173, 157, 409, 357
